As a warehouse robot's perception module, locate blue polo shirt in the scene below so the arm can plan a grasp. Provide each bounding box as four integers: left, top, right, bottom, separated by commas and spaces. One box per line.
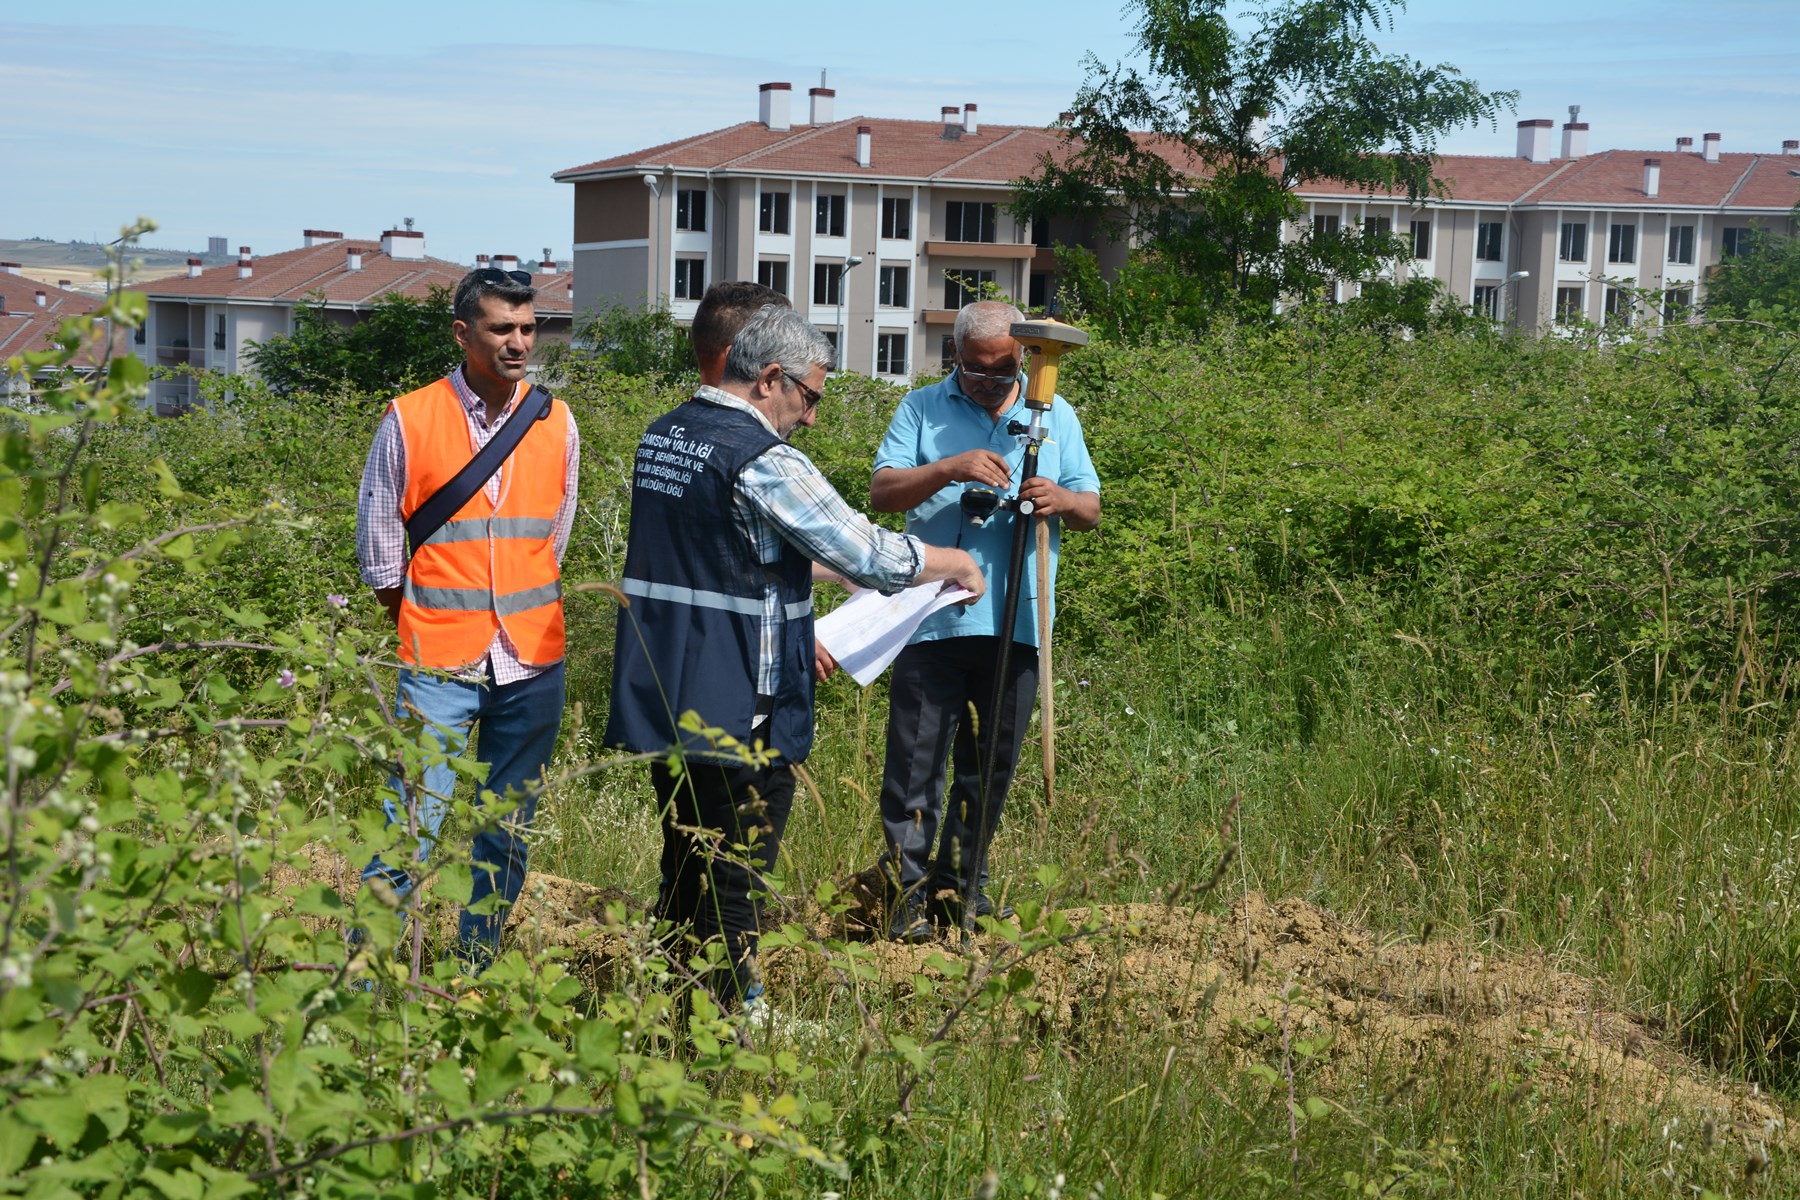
873, 371, 1099, 648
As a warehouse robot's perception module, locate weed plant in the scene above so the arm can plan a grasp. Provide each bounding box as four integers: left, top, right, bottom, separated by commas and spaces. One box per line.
6, 256, 1800, 1196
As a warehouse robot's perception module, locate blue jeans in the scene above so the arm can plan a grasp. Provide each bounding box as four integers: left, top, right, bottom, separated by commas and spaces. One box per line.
362, 660, 564, 964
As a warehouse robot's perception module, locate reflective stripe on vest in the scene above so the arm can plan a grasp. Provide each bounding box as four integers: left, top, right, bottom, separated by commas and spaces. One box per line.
620, 576, 813, 620
404, 578, 563, 616
420, 516, 556, 548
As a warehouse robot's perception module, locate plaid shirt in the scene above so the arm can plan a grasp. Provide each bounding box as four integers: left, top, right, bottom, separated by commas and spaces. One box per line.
356, 367, 581, 683
692, 386, 923, 700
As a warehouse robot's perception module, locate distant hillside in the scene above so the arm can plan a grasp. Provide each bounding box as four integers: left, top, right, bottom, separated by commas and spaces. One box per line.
0, 237, 236, 270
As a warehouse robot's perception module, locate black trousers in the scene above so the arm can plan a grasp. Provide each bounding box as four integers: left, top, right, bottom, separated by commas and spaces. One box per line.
652, 757, 795, 1005
877, 636, 1038, 899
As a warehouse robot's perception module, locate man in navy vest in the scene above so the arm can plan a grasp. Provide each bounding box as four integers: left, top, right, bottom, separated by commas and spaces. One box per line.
606, 305, 983, 1008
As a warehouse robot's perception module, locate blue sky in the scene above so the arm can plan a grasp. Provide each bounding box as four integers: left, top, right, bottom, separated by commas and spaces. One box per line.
6, 0, 1795, 263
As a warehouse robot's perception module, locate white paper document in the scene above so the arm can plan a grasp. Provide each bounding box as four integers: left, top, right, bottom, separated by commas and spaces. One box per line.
815, 583, 977, 686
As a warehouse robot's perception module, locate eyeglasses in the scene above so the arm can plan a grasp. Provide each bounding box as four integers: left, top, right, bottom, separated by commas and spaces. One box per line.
781, 370, 823, 409
472, 268, 533, 286
958, 363, 1021, 388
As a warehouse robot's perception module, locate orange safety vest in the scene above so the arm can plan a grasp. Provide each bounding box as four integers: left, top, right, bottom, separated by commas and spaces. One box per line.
391, 377, 570, 669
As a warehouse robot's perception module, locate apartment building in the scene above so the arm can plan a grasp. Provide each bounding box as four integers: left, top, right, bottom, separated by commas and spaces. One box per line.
0, 266, 118, 396
1300, 120, 1800, 333
135, 231, 573, 413
559, 88, 1800, 366
556, 85, 1121, 379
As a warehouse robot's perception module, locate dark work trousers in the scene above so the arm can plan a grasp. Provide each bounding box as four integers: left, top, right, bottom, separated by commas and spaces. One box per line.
878, 636, 1038, 900
651, 757, 795, 1006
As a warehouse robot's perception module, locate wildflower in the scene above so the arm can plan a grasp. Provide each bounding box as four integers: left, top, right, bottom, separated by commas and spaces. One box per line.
1078, 679, 1090, 688
279, 668, 296, 689
326, 593, 349, 610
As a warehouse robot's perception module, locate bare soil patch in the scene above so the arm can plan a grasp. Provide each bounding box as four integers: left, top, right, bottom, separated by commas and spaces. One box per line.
285, 851, 1787, 1135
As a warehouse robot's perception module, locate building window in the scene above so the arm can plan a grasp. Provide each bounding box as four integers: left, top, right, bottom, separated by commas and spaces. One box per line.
134, 322, 146, 345
881, 197, 911, 240
816, 193, 846, 237
1472, 284, 1500, 319
1476, 221, 1504, 262
943, 268, 996, 311
759, 190, 790, 235
1410, 219, 1431, 259
877, 332, 907, 375
945, 201, 997, 243
1312, 213, 1340, 235
1603, 286, 1634, 326
1554, 285, 1585, 324
814, 261, 853, 305
1558, 222, 1588, 262
213, 313, 226, 351
1363, 215, 1392, 237
1722, 227, 1756, 258
756, 259, 788, 297
1607, 223, 1636, 264
822, 330, 839, 364
673, 257, 705, 300
1029, 271, 1050, 309
1031, 218, 1052, 249
878, 265, 909, 307
675, 188, 706, 232
1667, 225, 1695, 265
1662, 286, 1693, 322
940, 334, 957, 371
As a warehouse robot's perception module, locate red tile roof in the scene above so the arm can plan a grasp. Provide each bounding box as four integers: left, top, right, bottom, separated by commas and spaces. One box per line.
138, 240, 572, 314
0, 275, 114, 367
563, 121, 1800, 213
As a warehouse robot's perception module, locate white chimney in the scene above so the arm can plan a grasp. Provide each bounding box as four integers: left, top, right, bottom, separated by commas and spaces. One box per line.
237, 247, 252, 279
539, 250, 558, 275
856, 124, 872, 168
1703, 132, 1721, 163
302, 228, 344, 248
475, 254, 490, 268
942, 106, 961, 137
1676, 136, 1693, 153
0, 263, 19, 276
963, 103, 979, 136
1561, 121, 1589, 159
186, 257, 202, 278
57, 280, 72, 290
34, 291, 46, 308
1785, 139, 1799, 156
758, 81, 791, 131
494, 254, 520, 275
346, 247, 363, 272
1516, 119, 1552, 164
1643, 158, 1661, 198
381, 229, 426, 260
809, 86, 835, 125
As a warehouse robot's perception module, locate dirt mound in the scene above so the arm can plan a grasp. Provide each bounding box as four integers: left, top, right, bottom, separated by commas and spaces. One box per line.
282, 853, 1786, 1134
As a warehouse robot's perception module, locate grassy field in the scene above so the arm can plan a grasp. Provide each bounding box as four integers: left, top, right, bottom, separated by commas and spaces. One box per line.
8, 302, 1800, 1197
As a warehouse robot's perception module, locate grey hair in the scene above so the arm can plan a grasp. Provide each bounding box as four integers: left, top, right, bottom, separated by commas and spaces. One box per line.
722, 304, 835, 385
952, 300, 1024, 349
453, 269, 535, 324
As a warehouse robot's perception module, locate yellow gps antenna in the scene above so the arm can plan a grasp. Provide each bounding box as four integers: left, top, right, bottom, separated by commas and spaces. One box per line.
1011, 319, 1089, 411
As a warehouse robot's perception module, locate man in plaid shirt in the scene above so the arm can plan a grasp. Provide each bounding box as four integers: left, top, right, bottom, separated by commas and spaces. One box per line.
355, 267, 578, 972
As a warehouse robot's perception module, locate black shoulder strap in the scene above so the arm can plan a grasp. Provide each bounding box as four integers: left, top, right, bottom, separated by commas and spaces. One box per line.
404, 383, 555, 559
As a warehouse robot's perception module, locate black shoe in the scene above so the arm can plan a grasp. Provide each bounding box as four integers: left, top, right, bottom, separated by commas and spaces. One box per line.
927, 888, 1015, 928
888, 895, 934, 944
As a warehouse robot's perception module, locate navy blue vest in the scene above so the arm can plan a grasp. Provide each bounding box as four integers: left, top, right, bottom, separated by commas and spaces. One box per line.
604, 398, 817, 763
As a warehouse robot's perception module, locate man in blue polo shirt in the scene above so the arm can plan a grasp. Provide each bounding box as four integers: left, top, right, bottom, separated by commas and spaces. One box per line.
870, 301, 1101, 941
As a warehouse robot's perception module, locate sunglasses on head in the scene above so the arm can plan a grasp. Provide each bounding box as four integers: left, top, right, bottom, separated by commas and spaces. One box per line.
473, 267, 533, 286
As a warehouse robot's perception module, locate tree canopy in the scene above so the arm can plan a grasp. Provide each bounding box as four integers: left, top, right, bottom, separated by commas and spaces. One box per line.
245, 287, 462, 398
1014, 0, 1515, 331
1704, 211, 1800, 328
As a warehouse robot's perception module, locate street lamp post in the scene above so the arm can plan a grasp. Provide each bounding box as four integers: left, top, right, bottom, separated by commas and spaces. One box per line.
834, 255, 863, 371
1499, 269, 1530, 325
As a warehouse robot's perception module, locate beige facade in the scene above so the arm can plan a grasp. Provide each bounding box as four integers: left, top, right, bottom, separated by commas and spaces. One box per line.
561, 101, 1800, 370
